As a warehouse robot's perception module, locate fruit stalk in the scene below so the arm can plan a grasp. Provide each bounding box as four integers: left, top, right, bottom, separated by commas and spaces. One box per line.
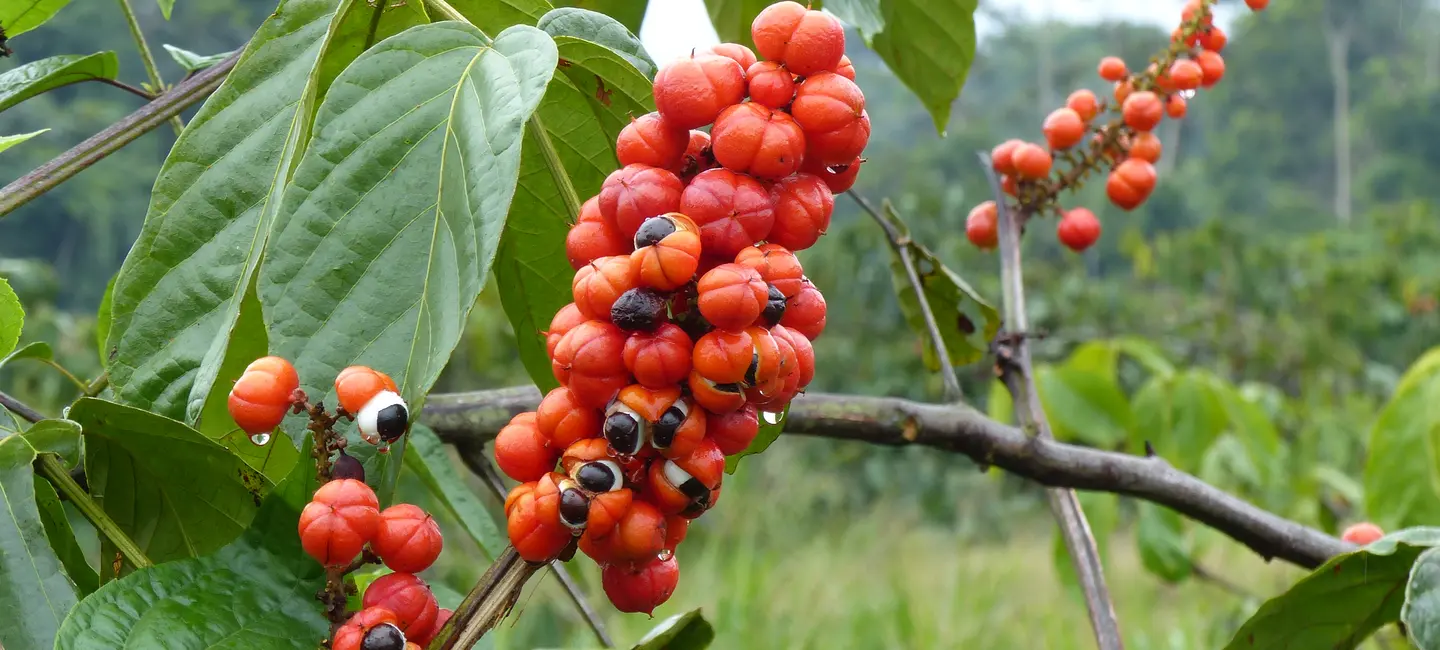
426, 547, 544, 649
985, 159, 1124, 650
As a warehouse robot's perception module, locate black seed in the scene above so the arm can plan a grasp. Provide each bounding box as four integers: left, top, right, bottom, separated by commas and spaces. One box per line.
576, 462, 618, 493
361, 623, 406, 650
604, 413, 642, 454
762, 284, 786, 326
559, 488, 590, 528
743, 351, 760, 387
634, 215, 678, 248
652, 406, 685, 448
611, 288, 667, 332
332, 451, 365, 482
713, 382, 743, 394
376, 403, 408, 442
678, 477, 711, 501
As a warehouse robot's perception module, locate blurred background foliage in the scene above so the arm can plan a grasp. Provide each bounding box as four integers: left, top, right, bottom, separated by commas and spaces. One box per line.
3, 0, 1439, 647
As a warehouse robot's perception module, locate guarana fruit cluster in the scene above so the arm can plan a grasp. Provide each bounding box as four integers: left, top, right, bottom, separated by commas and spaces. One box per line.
228, 358, 450, 650
966, 0, 1268, 253
494, 0, 857, 616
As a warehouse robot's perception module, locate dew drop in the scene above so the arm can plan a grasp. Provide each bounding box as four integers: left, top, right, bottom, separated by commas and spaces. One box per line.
248, 432, 271, 446
761, 411, 782, 425
377, 443, 391, 455
657, 548, 674, 562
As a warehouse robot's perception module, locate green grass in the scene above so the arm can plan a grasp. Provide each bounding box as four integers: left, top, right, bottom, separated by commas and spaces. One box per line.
462, 437, 1382, 650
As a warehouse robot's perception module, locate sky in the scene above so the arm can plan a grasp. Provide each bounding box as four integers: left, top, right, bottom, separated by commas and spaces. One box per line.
638, 0, 1243, 63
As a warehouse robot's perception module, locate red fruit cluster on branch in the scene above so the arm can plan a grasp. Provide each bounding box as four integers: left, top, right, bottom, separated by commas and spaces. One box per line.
503, 0, 858, 616
966, 0, 1262, 253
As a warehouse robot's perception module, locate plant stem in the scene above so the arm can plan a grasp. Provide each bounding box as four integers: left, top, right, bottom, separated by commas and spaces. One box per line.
847, 190, 963, 402
96, 77, 156, 100
429, 547, 544, 650
0, 50, 239, 218
527, 116, 584, 223
115, 0, 185, 135
36, 454, 154, 570
84, 372, 110, 398
981, 151, 1124, 650
425, 0, 466, 21
38, 359, 88, 392
0, 390, 45, 423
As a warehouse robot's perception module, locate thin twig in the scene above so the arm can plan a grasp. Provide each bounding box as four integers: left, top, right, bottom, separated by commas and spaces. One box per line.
95, 77, 157, 100
981, 151, 1124, 650
0, 50, 239, 217
1192, 562, 1257, 599
115, 0, 185, 135
455, 443, 615, 648
421, 387, 1351, 570
0, 390, 46, 423
847, 190, 963, 402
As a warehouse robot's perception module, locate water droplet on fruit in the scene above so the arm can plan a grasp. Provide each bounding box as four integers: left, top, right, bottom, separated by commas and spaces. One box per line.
248, 432, 271, 446
657, 548, 674, 561
377, 443, 390, 455
761, 411, 782, 425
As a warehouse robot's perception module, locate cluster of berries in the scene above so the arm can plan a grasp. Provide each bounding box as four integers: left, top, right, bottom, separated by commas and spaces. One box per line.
494, 0, 856, 616
301, 479, 450, 650
227, 357, 411, 454
965, 0, 1266, 253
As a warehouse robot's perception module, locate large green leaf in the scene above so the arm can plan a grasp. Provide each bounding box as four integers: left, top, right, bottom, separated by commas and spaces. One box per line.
55, 435, 327, 650
499, 8, 653, 390
0, 128, 49, 154
23, 418, 80, 468
632, 607, 715, 650
1404, 547, 1440, 650
1135, 501, 1192, 583
0, 435, 80, 650
1130, 370, 1228, 474
105, 0, 340, 424
538, 7, 655, 75
0, 0, 72, 38
1365, 347, 1440, 530
0, 52, 118, 113
450, 0, 551, 35
261, 23, 557, 466
827, 0, 978, 134
404, 424, 506, 558
554, 0, 646, 34
0, 276, 20, 357
70, 398, 270, 566
1224, 527, 1440, 649
881, 202, 999, 370
33, 476, 97, 596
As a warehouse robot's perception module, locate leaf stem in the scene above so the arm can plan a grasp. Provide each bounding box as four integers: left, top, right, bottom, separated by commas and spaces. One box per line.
84, 372, 110, 398
38, 358, 88, 392
847, 190, 962, 402
0, 50, 239, 218
115, 0, 185, 135
424, 0, 466, 22
37, 453, 154, 570
95, 77, 157, 100
980, 151, 1123, 650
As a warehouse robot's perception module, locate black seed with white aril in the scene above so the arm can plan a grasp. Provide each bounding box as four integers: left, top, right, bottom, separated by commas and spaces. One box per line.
634, 215, 678, 249
603, 406, 645, 456
651, 405, 686, 449
611, 288, 667, 332
361, 623, 406, 650
575, 460, 622, 493
375, 403, 409, 442
559, 487, 590, 529
761, 283, 786, 326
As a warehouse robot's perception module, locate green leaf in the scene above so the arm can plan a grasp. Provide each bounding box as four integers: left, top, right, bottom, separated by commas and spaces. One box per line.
0, 277, 21, 358
1366, 347, 1440, 530
69, 397, 270, 566
0, 52, 119, 113
0, 435, 79, 650
33, 475, 98, 596
632, 607, 715, 650
0, 341, 53, 373
1404, 547, 1440, 650
552, 1, 646, 35
1135, 502, 1192, 583
826, 0, 978, 134
703, 0, 780, 51
161, 44, 236, 71
0, 129, 49, 154
1035, 365, 1130, 448
449, 0, 551, 35
882, 203, 1000, 369
724, 404, 787, 474
23, 418, 80, 468
55, 434, 326, 650
105, 0, 338, 424
500, 9, 653, 390
1130, 370, 1228, 474
261, 23, 557, 475
1223, 527, 1440, 649
157, 0, 174, 19
404, 424, 506, 558
0, 0, 72, 37
538, 7, 655, 76
95, 274, 115, 368
1108, 336, 1174, 378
